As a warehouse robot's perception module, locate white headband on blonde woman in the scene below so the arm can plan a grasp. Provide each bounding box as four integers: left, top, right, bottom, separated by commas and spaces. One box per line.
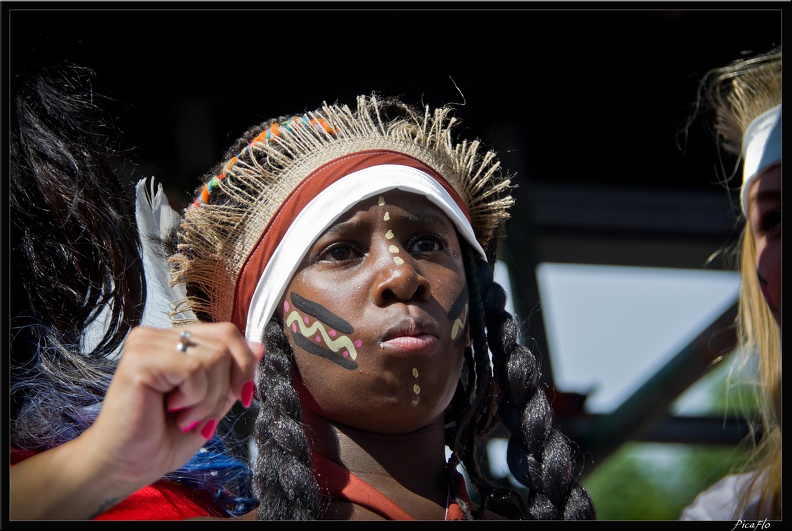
741, 104, 782, 216
244, 164, 486, 341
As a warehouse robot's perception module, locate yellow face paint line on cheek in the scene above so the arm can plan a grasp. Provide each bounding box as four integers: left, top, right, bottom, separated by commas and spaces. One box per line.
450, 303, 469, 341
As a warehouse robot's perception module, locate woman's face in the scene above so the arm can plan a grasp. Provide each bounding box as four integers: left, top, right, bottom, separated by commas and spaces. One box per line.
277, 190, 469, 434
746, 164, 782, 328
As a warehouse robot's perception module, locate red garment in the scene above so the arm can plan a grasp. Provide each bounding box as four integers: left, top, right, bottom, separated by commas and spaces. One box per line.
10, 448, 222, 520
312, 452, 469, 520
93, 480, 220, 520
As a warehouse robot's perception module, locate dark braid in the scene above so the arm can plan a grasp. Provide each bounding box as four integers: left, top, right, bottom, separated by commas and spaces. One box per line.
445, 244, 504, 517
252, 318, 324, 519
480, 253, 596, 519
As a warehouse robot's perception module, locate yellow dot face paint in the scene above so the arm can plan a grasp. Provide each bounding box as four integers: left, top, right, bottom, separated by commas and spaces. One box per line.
385, 230, 394, 239
378, 196, 385, 206
383, 212, 390, 221
411, 367, 420, 406
393, 257, 404, 266
388, 245, 399, 254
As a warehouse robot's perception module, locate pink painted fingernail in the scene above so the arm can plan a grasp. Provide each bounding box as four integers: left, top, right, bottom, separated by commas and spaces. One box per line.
181, 420, 200, 433
241, 380, 255, 408
200, 419, 218, 440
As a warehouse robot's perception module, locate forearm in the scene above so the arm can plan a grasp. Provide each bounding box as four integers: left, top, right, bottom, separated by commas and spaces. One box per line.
9, 433, 139, 520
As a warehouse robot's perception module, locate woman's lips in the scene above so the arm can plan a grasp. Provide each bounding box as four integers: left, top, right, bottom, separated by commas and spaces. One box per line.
379, 318, 439, 352
379, 334, 438, 352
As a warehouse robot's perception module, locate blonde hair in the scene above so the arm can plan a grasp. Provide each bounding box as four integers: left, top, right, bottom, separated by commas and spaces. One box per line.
702, 45, 781, 518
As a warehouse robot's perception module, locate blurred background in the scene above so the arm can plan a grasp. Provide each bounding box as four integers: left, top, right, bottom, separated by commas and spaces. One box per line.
7, 3, 783, 520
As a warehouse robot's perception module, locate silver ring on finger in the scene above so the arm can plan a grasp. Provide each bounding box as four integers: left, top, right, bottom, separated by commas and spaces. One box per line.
177, 330, 193, 352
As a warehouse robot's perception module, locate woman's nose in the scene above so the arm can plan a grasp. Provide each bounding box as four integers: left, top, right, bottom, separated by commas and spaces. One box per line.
370, 244, 431, 305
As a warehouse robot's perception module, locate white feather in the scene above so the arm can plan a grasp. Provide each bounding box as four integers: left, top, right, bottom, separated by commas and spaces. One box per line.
135, 177, 194, 328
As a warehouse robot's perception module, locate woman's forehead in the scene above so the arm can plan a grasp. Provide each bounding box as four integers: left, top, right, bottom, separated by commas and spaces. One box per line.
332, 189, 454, 224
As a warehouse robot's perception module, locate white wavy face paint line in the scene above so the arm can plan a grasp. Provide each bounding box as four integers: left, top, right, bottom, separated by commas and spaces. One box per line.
285, 310, 360, 360
243, 164, 486, 342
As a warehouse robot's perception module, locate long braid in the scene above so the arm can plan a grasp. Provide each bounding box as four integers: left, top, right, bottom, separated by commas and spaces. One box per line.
483, 260, 596, 519
450, 243, 528, 518
252, 318, 323, 519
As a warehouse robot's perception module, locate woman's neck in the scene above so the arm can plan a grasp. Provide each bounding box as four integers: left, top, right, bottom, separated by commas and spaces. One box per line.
303, 409, 450, 518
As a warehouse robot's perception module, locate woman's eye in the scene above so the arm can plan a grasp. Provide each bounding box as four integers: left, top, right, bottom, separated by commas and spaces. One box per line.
317, 243, 358, 262
407, 234, 443, 254
760, 208, 781, 233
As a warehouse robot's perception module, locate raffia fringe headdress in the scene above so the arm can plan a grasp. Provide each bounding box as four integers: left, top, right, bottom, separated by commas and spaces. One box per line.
169, 94, 514, 340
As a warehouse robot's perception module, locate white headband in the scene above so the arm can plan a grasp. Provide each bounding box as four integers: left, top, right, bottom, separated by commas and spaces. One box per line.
244, 164, 486, 341
741, 104, 782, 216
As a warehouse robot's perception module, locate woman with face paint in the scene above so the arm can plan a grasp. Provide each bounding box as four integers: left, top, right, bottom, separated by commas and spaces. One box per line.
168, 95, 596, 520
681, 45, 781, 520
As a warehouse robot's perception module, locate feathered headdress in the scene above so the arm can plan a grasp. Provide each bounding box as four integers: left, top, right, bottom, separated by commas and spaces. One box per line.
169, 94, 514, 341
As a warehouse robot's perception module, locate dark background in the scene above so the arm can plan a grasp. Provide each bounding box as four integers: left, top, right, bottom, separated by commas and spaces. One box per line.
8, 5, 782, 195
6, 2, 784, 468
